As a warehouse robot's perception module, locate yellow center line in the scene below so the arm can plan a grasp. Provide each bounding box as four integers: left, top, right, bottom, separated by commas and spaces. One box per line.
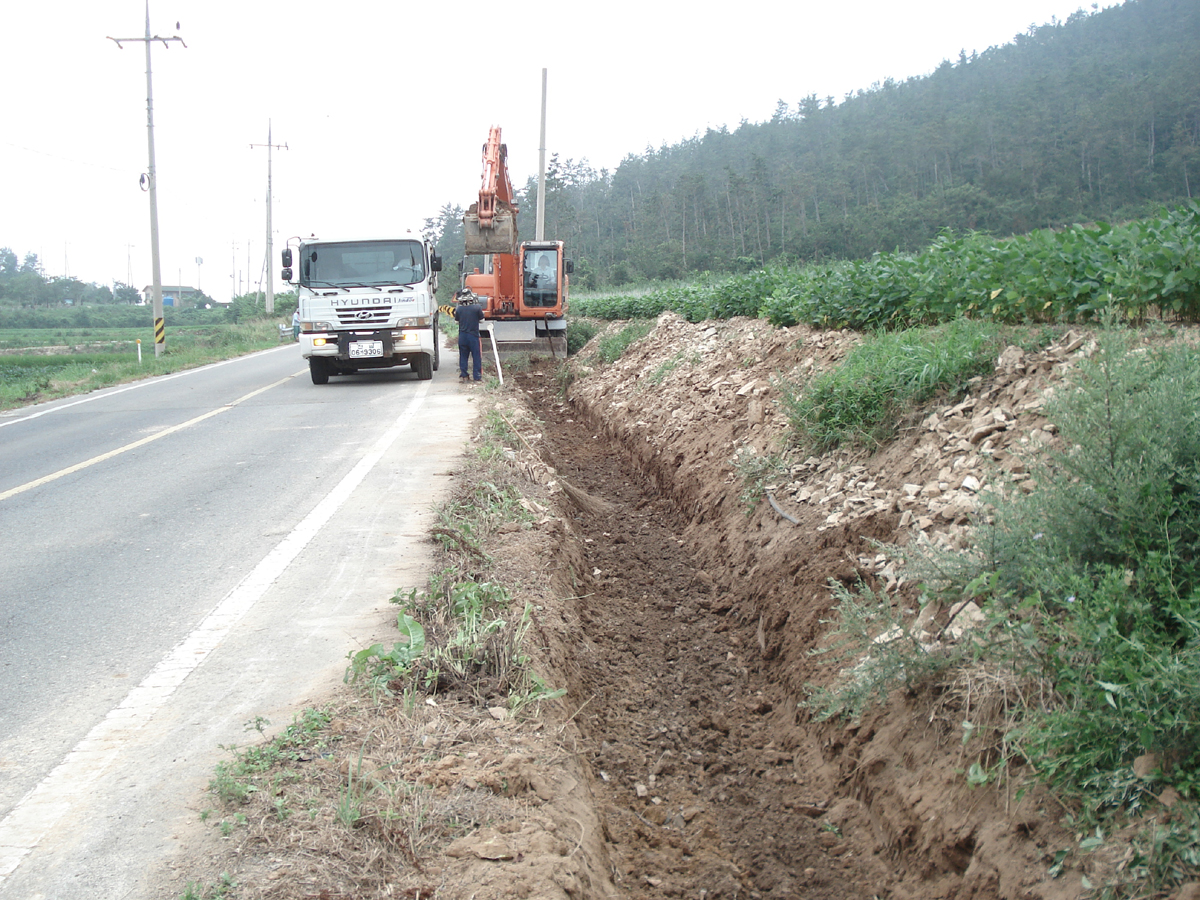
0, 374, 299, 503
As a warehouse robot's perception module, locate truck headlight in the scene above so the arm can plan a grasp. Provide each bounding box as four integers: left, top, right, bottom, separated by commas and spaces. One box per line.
302, 321, 333, 332
395, 316, 431, 327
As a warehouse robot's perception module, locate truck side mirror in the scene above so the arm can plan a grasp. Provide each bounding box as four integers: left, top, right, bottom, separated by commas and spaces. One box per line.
281, 248, 293, 267
281, 267, 293, 282
430, 253, 442, 272
564, 259, 575, 275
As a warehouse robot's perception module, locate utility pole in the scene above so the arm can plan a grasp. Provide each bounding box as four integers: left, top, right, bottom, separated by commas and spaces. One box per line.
536, 68, 548, 242
108, 3, 185, 358
251, 122, 287, 314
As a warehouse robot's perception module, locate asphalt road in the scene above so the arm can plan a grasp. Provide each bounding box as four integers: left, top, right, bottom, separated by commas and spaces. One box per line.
0, 344, 477, 898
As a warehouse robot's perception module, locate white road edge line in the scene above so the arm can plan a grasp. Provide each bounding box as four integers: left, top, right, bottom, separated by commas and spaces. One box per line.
0, 379, 432, 882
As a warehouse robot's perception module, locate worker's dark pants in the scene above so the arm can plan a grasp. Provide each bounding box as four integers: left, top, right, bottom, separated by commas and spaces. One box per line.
458, 332, 482, 380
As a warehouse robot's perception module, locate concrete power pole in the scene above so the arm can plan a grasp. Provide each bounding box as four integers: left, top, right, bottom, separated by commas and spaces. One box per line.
536, 69, 548, 242
108, 3, 185, 358
251, 122, 287, 314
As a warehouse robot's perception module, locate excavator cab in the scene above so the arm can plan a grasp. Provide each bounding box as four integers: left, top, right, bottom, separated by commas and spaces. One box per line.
521, 245, 562, 310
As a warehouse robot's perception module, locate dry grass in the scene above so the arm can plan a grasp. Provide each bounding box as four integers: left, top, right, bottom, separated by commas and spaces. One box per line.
493, 407, 613, 516
928, 659, 1052, 803
204, 695, 523, 899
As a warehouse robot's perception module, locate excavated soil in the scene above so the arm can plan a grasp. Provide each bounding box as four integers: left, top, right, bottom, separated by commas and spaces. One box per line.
173, 313, 1171, 899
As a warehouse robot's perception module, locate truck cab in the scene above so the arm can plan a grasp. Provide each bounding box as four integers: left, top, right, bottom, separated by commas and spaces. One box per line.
281, 237, 443, 384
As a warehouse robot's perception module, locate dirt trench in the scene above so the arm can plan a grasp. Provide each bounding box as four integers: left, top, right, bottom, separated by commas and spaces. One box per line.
513, 367, 891, 899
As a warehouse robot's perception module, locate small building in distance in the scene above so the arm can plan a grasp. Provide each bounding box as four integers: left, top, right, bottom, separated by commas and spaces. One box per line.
141, 285, 201, 308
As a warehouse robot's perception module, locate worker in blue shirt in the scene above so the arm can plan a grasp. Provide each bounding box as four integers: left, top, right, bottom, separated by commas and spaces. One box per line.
452, 290, 485, 382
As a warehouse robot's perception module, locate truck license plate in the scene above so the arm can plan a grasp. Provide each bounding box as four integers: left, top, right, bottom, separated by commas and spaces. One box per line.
348, 340, 384, 359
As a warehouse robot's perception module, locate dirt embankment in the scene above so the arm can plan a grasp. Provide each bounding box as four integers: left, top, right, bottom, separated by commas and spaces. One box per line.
517, 313, 1100, 899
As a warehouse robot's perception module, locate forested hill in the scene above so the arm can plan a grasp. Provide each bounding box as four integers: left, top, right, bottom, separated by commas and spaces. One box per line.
426, 0, 1200, 290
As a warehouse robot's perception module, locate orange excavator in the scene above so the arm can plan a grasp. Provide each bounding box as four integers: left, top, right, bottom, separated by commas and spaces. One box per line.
456, 125, 570, 357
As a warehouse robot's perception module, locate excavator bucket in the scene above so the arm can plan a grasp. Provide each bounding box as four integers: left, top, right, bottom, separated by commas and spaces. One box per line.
463, 206, 519, 256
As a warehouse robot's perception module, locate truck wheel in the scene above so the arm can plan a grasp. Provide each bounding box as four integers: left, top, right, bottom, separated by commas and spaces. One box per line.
414, 352, 433, 381
309, 357, 330, 385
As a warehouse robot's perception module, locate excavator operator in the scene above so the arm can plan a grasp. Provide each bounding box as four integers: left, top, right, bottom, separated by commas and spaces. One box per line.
524, 252, 558, 308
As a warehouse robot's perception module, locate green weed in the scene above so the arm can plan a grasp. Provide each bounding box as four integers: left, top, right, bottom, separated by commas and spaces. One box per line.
782, 319, 1007, 451
554, 360, 575, 397
180, 873, 235, 900
592, 322, 653, 364
802, 579, 961, 723
336, 737, 374, 830
731, 447, 790, 511
208, 708, 333, 807
344, 613, 427, 690
646, 351, 687, 386
566, 318, 599, 355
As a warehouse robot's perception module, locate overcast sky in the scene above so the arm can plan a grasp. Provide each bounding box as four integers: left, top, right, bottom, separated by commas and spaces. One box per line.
2, 0, 1102, 300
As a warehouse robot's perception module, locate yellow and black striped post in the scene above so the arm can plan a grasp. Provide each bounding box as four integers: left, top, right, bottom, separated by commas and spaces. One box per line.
154, 317, 165, 349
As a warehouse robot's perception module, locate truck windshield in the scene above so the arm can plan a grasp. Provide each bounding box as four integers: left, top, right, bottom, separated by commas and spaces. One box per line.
300, 240, 426, 287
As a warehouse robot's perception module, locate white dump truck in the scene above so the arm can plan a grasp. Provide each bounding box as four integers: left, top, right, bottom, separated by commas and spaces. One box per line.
281, 236, 443, 384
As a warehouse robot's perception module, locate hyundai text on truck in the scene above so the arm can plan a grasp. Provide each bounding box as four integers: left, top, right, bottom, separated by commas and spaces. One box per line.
281, 236, 444, 384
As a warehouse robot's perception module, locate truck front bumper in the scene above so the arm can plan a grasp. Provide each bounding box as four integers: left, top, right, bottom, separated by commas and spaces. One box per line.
301, 327, 432, 361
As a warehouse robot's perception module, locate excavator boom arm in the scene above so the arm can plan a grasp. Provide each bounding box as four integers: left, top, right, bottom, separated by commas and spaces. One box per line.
476, 125, 514, 229
463, 124, 519, 255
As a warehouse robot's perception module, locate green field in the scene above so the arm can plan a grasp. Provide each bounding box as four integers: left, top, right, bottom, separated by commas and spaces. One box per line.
0, 322, 287, 411
0, 326, 153, 352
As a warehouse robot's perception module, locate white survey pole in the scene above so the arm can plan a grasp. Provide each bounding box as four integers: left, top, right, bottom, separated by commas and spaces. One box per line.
108, 3, 184, 358
536, 68, 547, 242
